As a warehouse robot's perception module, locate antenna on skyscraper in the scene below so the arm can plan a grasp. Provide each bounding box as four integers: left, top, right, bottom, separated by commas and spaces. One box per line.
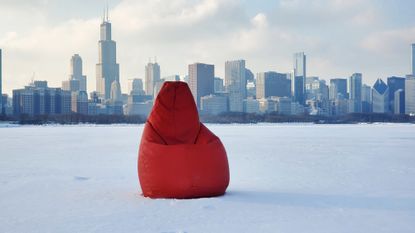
106, 1, 109, 21
30, 72, 35, 86
154, 56, 157, 63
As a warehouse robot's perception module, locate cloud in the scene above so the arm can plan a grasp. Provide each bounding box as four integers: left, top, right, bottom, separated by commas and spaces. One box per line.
0, 17, 98, 92
359, 27, 415, 78
361, 27, 415, 54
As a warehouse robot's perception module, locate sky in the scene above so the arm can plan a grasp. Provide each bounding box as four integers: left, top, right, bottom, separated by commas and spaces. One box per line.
1, 0, 415, 95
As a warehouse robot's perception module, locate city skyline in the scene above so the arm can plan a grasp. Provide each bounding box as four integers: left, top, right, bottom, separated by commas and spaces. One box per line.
1, 0, 415, 95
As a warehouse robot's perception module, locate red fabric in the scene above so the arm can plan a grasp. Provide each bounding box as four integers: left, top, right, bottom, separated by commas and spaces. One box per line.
138, 81, 230, 198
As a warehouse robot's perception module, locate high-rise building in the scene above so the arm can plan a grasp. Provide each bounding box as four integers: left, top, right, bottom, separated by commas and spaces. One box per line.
293, 52, 306, 105
63, 54, 87, 92
330, 99, 348, 116
128, 78, 144, 95
258, 96, 292, 115
225, 60, 246, 112
306, 77, 329, 102
305, 77, 319, 100
0, 49, 2, 114
124, 101, 152, 117
163, 75, 180, 82
71, 91, 88, 115
245, 68, 254, 83
182, 75, 189, 83
256, 71, 291, 99
405, 75, 415, 115
110, 80, 122, 102
243, 98, 260, 113
329, 78, 348, 116
107, 80, 123, 115
200, 94, 228, 115
387, 76, 405, 114
258, 98, 276, 113
329, 78, 348, 100
348, 73, 362, 113
361, 84, 372, 113
214, 77, 225, 93
13, 81, 72, 116
372, 79, 389, 113
394, 89, 405, 114
153, 79, 165, 99
1, 94, 10, 115
62, 79, 80, 92
33, 80, 48, 89
275, 97, 292, 115
245, 69, 256, 98
145, 62, 160, 96
246, 81, 256, 98
305, 77, 329, 115
412, 44, 415, 75
188, 63, 214, 108
96, 11, 120, 100
319, 80, 330, 101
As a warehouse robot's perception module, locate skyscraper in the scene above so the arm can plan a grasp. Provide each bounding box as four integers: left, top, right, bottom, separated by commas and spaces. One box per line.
306, 77, 329, 100
293, 52, 306, 105
71, 91, 88, 115
361, 84, 372, 113
200, 94, 228, 115
329, 78, 348, 100
225, 60, 246, 112
63, 54, 87, 92
405, 75, 415, 115
188, 63, 214, 108
305, 77, 319, 100
12, 81, 72, 116
245, 69, 254, 82
96, 11, 120, 100
110, 81, 122, 101
394, 89, 405, 114
387, 76, 405, 113
163, 75, 180, 82
128, 78, 144, 95
412, 44, 415, 75
348, 73, 362, 113
145, 62, 160, 96
153, 79, 165, 99
70, 54, 87, 91
372, 79, 389, 113
256, 71, 291, 99
214, 77, 225, 93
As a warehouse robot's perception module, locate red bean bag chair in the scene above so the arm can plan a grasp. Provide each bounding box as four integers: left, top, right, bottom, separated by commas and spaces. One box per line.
138, 81, 230, 198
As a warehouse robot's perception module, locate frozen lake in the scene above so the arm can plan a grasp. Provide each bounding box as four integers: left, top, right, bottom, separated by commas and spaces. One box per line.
1, 123, 415, 232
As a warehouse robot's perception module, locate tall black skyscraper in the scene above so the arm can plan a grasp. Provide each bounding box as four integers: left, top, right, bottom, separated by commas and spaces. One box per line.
96, 9, 120, 100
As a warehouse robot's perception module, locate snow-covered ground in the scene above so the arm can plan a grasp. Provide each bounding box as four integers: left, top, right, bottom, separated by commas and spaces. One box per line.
1, 123, 415, 233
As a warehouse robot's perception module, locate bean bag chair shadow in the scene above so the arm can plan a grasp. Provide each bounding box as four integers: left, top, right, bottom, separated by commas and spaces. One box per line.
138, 81, 230, 199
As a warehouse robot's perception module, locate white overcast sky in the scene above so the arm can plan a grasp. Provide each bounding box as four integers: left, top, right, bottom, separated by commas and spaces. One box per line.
1, 0, 414, 95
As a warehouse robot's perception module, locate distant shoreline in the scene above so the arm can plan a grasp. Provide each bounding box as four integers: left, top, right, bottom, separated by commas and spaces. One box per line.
1, 113, 414, 125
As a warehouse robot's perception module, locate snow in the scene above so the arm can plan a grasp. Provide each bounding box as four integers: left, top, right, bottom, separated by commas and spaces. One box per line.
1, 123, 415, 233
